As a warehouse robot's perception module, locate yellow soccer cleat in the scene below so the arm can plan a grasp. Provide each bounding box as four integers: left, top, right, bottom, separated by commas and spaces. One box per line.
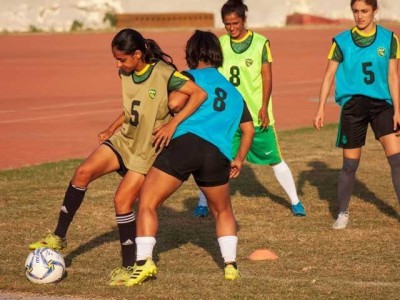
108, 266, 134, 286
125, 258, 157, 286
28, 233, 67, 251
224, 263, 240, 280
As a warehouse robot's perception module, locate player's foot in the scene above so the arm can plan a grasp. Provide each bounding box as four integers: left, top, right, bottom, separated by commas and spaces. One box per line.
193, 205, 209, 218
291, 201, 306, 217
224, 262, 240, 280
108, 266, 134, 286
125, 258, 157, 286
332, 212, 349, 229
28, 233, 67, 251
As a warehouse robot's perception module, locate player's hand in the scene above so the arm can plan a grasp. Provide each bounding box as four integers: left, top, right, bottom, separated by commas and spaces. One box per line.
230, 159, 243, 178
152, 121, 178, 151
98, 128, 113, 144
393, 112, 400, 132
258, 108, 270, 131
313, 111, 324, 131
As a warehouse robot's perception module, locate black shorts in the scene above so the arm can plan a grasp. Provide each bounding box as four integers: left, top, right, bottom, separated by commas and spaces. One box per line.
153, 133, 230, 187
337, 95, 398, 149
102, 140, 128, 177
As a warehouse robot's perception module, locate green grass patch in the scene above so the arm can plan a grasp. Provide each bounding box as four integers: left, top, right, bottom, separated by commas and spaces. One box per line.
0, 124, 399, 299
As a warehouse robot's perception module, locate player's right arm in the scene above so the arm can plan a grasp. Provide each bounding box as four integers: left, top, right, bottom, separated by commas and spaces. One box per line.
313, 60, 338, 131
314, 42, 340, 131
98, 112, 124, 144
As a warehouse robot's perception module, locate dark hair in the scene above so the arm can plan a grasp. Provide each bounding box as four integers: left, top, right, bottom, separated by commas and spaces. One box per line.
185, 30, 223, 69
350, 0, 378, 10
221, 0, 248, 21
111, 28, 176, 69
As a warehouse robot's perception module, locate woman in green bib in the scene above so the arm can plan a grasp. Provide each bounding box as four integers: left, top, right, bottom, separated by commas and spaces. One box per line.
194, 0, 306, 217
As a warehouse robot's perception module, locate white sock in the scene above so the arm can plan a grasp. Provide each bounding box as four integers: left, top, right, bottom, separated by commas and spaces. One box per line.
135, 237, 156, 261
198, 190, 208, 207
272, 161, 299, 205
218, 236, 238, 263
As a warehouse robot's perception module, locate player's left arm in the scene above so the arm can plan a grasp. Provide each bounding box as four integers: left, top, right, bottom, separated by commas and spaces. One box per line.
259, 41, 272, 131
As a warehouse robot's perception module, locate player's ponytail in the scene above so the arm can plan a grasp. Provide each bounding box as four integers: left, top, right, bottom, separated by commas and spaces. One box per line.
144, 39, 177, 69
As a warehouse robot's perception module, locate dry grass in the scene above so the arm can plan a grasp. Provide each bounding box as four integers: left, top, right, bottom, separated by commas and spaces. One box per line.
0, 124, 399, 299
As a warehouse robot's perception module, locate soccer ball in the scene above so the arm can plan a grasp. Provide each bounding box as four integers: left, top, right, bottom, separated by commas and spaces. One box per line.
25, 247, 66, 284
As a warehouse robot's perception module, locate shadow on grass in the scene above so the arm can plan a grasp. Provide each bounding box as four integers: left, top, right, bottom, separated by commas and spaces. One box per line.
63, 197, 222, 268
297, 160, 399, 220
64, 229, 118, 267
229, 164, 291, 210
156, 197, 222, 267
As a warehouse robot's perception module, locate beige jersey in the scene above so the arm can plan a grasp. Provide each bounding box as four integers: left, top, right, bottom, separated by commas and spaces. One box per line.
109, 61, 175, 174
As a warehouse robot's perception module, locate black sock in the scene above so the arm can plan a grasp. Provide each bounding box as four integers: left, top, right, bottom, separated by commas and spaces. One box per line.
337, 158, 359, 215
387, 153, 400, 203
54, 182, 86, 238
116, 211, 136, 267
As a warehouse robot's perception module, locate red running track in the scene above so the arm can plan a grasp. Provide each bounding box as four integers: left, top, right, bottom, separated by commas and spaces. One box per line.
1, 26, 399, 169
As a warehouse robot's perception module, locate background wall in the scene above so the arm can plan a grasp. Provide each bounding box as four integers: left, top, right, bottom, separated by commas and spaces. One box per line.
0, 0, 399, 32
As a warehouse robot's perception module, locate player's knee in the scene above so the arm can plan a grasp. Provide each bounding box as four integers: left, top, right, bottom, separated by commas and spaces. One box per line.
342, 158, 360, 175
388, 152, 400, 169
72, 164, 94, 185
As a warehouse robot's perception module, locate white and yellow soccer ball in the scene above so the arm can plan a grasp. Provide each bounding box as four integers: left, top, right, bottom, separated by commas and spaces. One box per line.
25, 247, 66, 284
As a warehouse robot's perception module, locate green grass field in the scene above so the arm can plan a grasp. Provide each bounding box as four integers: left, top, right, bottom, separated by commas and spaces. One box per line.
0, 124, 399, 299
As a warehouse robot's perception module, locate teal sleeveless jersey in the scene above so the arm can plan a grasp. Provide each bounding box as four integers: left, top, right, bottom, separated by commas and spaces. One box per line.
173, 67, 244, 160
334, 25, 393, 106
219, 32, 274, 125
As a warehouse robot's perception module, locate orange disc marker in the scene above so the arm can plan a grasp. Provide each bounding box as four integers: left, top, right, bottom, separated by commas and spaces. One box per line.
248, 249, 278, 261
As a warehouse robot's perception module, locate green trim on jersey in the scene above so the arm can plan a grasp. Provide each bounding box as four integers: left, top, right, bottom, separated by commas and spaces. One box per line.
230, 31, 272, 63
133, 64, 188, 91
219, 31, 275, 126
168, 71, 189, 90
330, 27, 400, 62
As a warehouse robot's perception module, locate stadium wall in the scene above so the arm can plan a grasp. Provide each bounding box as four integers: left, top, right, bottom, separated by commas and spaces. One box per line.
0, 0, 399, 32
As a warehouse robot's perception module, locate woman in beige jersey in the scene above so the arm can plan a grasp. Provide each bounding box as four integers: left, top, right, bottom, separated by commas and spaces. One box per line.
28, 28, 206, 285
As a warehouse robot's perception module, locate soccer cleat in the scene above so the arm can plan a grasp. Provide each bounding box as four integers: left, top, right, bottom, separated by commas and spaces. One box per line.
224, 263, 240, 280
291, 201, 306, 217
332, 212, 349, 229
125, 258, 157, 286
28, 233, 67, 251
193, 205, 209, 218
108, 266, 134, 286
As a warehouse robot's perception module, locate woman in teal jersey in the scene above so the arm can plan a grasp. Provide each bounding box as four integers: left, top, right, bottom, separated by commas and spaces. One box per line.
194, 0, 306, 218
124, 30, 254, 286
314, 0, 400, 229
28, 28, 207, 285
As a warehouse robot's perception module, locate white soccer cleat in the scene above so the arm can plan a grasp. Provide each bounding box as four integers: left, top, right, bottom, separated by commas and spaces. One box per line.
332, 212, 349, 229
